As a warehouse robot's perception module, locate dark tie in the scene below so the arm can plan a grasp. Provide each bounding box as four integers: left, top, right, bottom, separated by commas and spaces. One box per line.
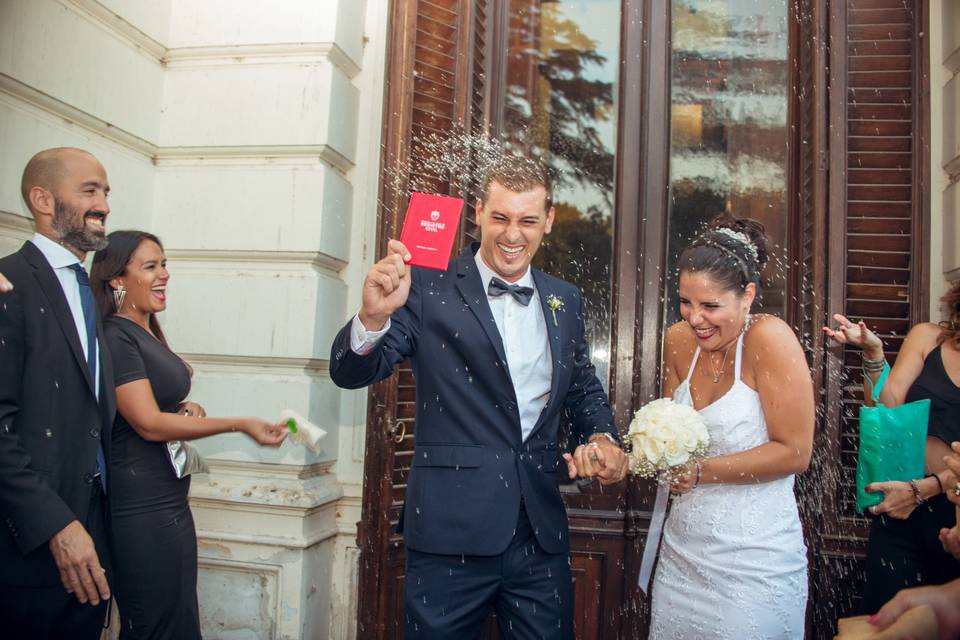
68, 263, 107, 492
487, 277, 534, 306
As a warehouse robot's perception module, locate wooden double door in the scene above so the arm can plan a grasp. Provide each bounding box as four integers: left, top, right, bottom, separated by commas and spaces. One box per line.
355, 1, 929, 638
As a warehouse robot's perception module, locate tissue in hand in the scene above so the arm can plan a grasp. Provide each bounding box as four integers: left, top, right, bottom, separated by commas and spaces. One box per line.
280, 409, 327, 455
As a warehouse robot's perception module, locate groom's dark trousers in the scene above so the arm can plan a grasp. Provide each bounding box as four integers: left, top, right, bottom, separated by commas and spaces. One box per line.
331, 243, 618, 639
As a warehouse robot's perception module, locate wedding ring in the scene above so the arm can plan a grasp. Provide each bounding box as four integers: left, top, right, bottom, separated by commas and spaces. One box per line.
588, 441, 599, 461
954, 482, 960, 497
182, 409, 191, 416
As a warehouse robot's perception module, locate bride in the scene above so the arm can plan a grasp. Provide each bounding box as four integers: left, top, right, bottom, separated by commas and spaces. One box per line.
649, 215, 814, 639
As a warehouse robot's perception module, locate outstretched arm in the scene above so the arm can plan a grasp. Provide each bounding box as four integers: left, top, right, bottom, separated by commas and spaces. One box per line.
108, 328, 285, 445
824, 316, 938, 408
115, 379, 285, 445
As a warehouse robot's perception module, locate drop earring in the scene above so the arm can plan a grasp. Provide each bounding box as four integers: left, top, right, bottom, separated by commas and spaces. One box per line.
113, 283, 127, 310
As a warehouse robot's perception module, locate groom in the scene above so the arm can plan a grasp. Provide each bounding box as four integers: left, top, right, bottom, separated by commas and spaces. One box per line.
330, 155, 627, 638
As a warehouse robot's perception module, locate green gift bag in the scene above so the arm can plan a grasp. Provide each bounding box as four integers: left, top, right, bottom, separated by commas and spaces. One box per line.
856, 363, 930, 512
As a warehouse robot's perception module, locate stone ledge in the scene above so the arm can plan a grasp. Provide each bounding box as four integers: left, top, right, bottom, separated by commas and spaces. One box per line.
0, 74, 157, 158
59, 0, 166, 62
190, 461, 344, 552
190, 461, 341, 510
164, 43, 361, 79
0, 210, 33, 236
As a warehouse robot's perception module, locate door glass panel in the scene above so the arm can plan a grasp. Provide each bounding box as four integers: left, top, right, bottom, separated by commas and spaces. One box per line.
663, 1, 790, 330
503, 0, 621, 388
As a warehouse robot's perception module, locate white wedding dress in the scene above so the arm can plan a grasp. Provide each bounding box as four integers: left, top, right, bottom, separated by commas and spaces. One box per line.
649, 331, 808, 639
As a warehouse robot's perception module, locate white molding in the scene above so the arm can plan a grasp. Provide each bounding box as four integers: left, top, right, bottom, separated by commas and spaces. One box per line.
154, 144, 354, 173
206, 458, 335, 480
946, 156, 960, 183
0, 77, 355, 171
0, 210, 33, 236
58, 0, 166, 63
0, 83, 354, 172
196, 524, 340, 549
56, 1, 365, 82
197, 557, 281, 584
945, 46, 960, 76
164, 43, 361, 78
195, 557, 282, 637
164, 248, 346, 276
189, 467, 342, 512
0, 74, 158, 158
182, 352, 330, 378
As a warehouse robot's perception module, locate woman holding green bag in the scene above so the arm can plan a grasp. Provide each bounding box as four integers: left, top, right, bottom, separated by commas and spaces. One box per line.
824, 280, 960, 614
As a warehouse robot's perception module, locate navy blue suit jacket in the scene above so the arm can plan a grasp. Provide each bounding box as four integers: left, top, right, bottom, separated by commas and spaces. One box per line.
0, 242, 115, 586
331, 244, 617, 556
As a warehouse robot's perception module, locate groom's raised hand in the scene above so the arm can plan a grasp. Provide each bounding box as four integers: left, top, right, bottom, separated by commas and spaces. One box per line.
359, 239, 412, 331
564, 436, 628, 486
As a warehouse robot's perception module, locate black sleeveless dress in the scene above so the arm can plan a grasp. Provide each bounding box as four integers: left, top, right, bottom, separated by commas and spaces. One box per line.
861, 344, 960, 613
104, 316, 201, 640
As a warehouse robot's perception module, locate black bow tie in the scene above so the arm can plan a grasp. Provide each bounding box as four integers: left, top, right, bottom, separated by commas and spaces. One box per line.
487, 277, 534, 306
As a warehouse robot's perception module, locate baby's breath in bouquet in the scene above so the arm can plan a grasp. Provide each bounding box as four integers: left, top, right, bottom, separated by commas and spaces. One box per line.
626, 398, 710, 480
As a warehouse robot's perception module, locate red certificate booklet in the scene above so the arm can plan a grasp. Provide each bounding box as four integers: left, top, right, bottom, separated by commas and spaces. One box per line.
399, 192, 464, 270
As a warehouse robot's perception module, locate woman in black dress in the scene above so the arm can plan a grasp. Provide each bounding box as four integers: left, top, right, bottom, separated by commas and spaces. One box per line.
90, 230, 286, 639
825, 279, 960, 613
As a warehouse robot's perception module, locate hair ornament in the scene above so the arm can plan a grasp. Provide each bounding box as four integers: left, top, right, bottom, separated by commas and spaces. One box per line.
712, 227, 759, 262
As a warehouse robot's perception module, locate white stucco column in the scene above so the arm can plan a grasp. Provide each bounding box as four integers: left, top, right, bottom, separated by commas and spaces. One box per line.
932, 0, 960, 296
0, 1, 389, 638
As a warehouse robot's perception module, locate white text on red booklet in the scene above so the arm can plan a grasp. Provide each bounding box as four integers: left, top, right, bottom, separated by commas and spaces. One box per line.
398, 192, 464, 270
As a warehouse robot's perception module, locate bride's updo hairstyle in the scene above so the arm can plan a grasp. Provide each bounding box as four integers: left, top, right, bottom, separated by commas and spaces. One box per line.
677, 212, 770, 296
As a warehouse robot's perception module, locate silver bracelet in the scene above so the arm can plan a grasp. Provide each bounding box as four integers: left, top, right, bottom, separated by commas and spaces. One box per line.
908, 479, 926, 505
588, 431, 620, 447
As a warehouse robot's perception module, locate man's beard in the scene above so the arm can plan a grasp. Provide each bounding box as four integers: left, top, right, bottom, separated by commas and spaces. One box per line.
52, 199, 108, 252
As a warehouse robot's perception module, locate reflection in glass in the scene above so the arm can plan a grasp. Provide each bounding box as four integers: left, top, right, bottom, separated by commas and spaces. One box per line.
502, 0, 621, 388
664, 1, 790, 330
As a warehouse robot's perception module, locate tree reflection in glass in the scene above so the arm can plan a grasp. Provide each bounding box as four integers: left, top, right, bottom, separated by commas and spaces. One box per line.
664, 1, 790, 330
501, 0, 620, 389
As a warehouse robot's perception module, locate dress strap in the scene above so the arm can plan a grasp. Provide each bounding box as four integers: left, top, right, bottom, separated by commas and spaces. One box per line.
685, 346, 701, 384
734, 316, 750, 380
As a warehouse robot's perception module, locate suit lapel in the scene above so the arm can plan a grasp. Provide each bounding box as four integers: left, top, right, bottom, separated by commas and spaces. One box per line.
453, 246, 510, 373
21, 242, 97, 396
530, 269, 563, 436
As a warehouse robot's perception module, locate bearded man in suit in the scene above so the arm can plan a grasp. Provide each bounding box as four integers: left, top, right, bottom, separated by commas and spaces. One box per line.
0, 147, 116, 639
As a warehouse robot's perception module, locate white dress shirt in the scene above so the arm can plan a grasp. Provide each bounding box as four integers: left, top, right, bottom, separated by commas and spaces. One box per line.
350, 254, 552, 441
30, 233, 100, 397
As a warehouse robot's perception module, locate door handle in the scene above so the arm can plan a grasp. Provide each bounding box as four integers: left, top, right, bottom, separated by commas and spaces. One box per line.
389, 420, 407, 444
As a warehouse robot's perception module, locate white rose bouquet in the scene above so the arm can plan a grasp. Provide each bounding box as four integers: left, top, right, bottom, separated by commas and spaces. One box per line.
631, 397, 711, 593
626, 398, 710, 479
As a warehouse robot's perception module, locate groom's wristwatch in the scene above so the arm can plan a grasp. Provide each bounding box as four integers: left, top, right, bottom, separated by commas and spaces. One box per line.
588, 432, 620, 448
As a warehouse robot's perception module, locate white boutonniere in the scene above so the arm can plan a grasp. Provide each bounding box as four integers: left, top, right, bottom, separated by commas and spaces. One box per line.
546, 294, 564, 327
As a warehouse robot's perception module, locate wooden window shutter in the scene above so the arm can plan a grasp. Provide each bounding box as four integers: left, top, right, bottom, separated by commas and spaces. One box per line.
358, 1, 494, 636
